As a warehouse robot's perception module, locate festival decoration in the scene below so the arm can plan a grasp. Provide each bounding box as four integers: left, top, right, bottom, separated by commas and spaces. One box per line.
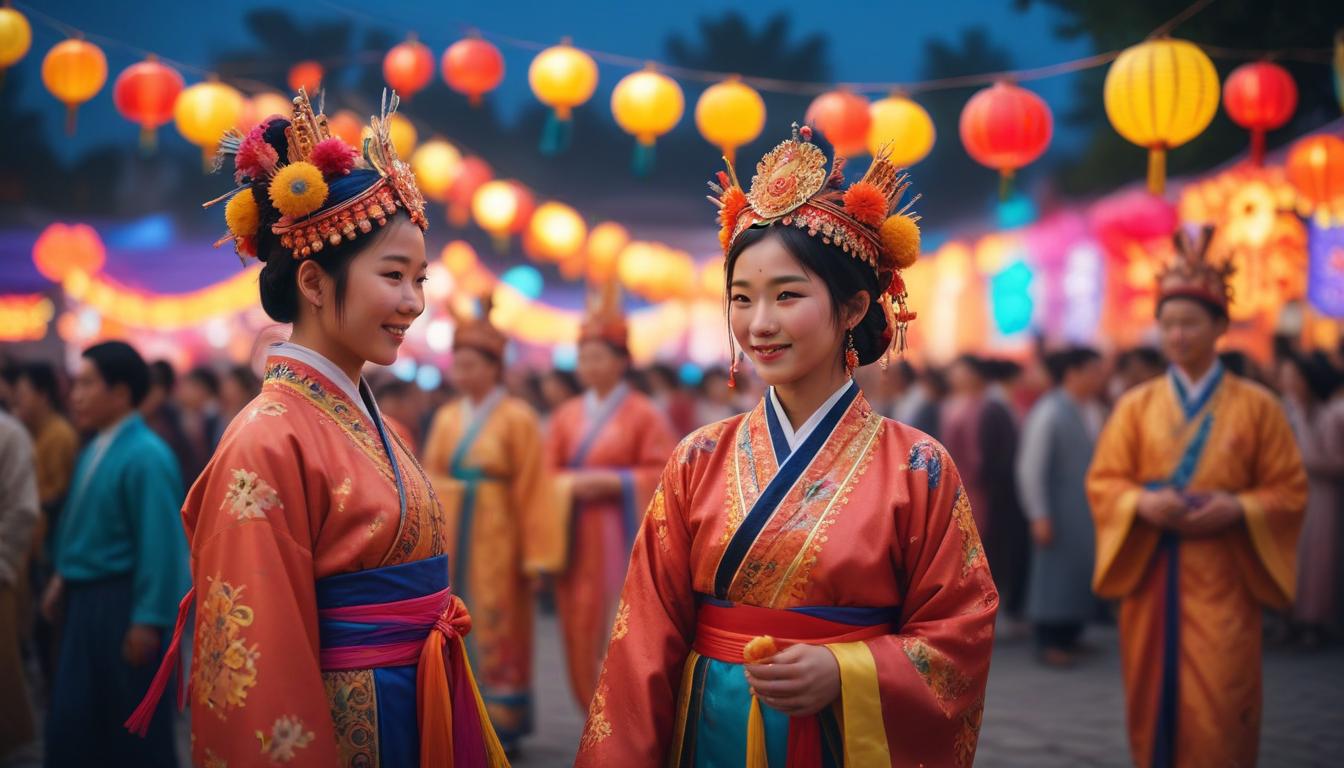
610, 65, 684, 176
804, 89, 871, 158
383, 37, 434, 99
960, 81, 1052, 198
113, 56, 184, 151
529, 39, 598, 154
867, 94, 935, 167
174, 79, 245, 168
1223, 61, 1297, 166
41, 38, 106, 134
695, 77, 765, 165
442, 36, 504, 106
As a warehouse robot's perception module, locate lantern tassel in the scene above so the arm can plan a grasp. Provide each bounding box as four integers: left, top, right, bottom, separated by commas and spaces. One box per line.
1147, 146, 1166, 196
632, 140, 656, 177
1250, 129, 1266, 167
539, 112, 573, 156
65, 104, 78, 136
998, 168, 1014, 201
140, 126, 157, 155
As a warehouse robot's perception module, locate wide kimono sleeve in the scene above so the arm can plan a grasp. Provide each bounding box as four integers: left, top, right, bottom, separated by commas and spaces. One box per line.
859, 446, 998, 767
573, 444, 697, 766
124, 444, 189, 628
616, 400, 678, 519
421, 406, 461, 521
1085, 393, 1155, 599
185, 426, 340, 767
1232, 392, 1308, 609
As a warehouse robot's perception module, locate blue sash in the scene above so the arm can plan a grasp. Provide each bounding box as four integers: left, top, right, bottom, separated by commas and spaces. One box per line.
448, 394, 505, 601
713, 383, 858, 599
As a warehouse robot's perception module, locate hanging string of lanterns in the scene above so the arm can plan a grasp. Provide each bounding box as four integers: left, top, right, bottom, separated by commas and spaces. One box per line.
441, 34, 504, 106
1223, 61, 1298, 167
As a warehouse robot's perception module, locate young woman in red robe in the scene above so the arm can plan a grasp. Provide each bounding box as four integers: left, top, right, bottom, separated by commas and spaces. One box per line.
574, 127, 997, 767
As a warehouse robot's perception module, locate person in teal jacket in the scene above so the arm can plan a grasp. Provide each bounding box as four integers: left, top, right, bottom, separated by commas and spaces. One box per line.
41, 341, 190, 767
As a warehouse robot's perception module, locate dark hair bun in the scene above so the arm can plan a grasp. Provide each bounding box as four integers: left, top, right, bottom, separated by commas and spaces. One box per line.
851, 296, 889, 366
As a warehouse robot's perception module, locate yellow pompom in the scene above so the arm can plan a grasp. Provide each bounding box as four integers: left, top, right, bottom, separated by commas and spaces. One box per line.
880, 214, 920, 269
269, 162, 329, 219
224, 190, 259, 239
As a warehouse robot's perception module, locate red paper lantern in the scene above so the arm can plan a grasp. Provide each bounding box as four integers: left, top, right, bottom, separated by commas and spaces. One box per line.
113, 57, 184, 151
33, 222, 105, 283
383, 38, 434, 99
960, 81, 1053, 197
1223, 61, 1297, 166
447, 156, 494, 228
442, 37, 504, 107
1286, 134, 1344, 225
804, 90, 871, 157
287, 60, 323, 95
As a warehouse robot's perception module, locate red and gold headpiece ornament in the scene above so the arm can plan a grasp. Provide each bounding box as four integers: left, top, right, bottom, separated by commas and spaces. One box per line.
710, 123, 922, 357
207, 88, 427, 261
579, 277, 628, 350
1156, 225, 1235, 312
451, 294, 508, 360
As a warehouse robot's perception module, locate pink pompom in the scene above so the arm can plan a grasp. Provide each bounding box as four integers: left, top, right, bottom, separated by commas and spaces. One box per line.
310, 138, 358, 179
234, 128, 279, 184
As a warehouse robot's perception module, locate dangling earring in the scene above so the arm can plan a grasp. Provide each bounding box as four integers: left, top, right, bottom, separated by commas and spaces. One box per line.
728, 350, 739, 389
844, 330, 859, 376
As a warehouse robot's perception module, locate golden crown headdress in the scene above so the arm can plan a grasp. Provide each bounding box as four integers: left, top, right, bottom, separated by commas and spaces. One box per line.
208, 88, 427, 261
1157, 225, 1235, 311
710, 124, 922, 355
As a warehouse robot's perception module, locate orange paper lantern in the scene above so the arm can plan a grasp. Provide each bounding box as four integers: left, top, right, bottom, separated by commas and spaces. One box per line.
42, 38, 107, 134
0, 5, 32, 70
695, 77, 766, 165
287, 60, 323, 95
959, 81, 1053, 197
1223, 61, 1297, 166
384, 38, 434, 99
327, 109, 363, 148
442, 37, 504, 106
33, 222, 105, 282
585, 222, 629, 283
527, 201, 587, 262
1286, 134, 1344, 225
113, 57, 184, 151
805, 90, 871, 158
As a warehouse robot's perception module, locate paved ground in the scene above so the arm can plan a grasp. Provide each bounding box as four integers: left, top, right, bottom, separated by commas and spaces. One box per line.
7, 613, 1341, 766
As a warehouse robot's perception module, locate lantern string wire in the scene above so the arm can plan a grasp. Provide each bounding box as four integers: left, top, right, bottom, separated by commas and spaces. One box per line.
14, 0, 1334, 101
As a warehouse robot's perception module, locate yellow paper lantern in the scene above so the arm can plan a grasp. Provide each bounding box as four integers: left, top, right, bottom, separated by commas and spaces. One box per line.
529, 41, 599, 120
42, 38, 107, 134
617, 241, 661, 296
611, 65, 684, 175
238, 91, 293, 132
867, 94, 935, 167
528, 202, 588, 262
0, 6, 32, 69
471, 180, 534, 248
410, 139, 463, 202
1104, 38, 1219, 195
174, 80, 245, 167
363, 114, 417, 159
695, 77, 765, 164
586, 222, 629, 282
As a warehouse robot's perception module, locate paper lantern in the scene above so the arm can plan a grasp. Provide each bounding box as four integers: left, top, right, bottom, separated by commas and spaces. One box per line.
174, 80, 245, 168
529, 40, 598, 155
1286, 134, 1344, 226
113, 57, 184, 151
442, 37, 504, 106
42, 38, 107, 134
960, 81, 1052, 198
327, 109, 363, 148
611, 66, 684, 175
695, 77, 765, 164
447, 156, 493, 227
471, 180, 534, 249
528, 202, 587, 262
384, 38, 434, 99
585, 222, 629, 282
410, 140, 462, 202
0, 5, 31, 69
1223, 61, 1297, 167
237, 91, 293, 132
33, 222, 105, 282
805, 90, 871, 158
1104, 38, 1219, 195
867, 94, 935, 167
287, 60, 323, 95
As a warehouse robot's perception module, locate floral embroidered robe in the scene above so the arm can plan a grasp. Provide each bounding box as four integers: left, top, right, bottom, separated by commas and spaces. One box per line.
574, 388, 998, 768
184, 354, 451, 767
543, 387, 675, 710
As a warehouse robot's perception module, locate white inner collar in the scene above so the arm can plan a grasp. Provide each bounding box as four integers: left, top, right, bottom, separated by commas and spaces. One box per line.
768, 379, 854, 454
269, 341, 374, 422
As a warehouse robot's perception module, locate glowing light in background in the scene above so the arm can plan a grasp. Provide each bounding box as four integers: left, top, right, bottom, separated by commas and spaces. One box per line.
425, 319, 453, 352
1062, 243, 1103, 341
415, 365, 443, 391
552, 344, 577, 371
990, 260, 1034, 336
1307, 221, 1344, 317
500, 265, 544, 300
391, 356, 417, 382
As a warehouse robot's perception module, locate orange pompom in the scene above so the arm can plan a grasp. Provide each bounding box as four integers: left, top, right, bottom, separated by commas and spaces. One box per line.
842, 181, 888, 228
743, 635, 779, 664
880, 214, 921, 269
719, 186, 749, 252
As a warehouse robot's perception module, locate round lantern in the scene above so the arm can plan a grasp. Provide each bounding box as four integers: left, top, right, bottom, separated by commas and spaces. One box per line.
33, 222, 105, 282
1104, 38, 1219, 195
805, 89, 871, 158
42, 38, 107, 134
611, 65, 684, 176
1223, 61, 1297, 166
327, 109, 363, 148
411, 139, 463, 202
695, 77, 765, 164
527, 202, 587, 262
174, 79, 245, 168
586, 222, 629, 282
959, 81, 1053, 198
287, 60, 323, 96
0, 5, 32, 70
867, 94, 935, 167
1286, 134, 1344, 225
447, 156, 493, 227
383, 38, 434, 99
113, 57, 184, 151
529, 40, 598, 154
471, 180, 534, 249
442, 36, 504, 106
237, 91, 293, 132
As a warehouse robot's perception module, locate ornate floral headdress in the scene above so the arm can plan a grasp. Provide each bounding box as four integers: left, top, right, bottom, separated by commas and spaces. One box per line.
452, 294, 508, 360
579, 277, 628, 349
710, 124, 922, 359
207, 88, 427, 261
1157, 225, 1235, 311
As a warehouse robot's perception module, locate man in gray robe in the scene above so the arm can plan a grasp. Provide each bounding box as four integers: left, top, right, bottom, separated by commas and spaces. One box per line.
1016, 346, 1107, 667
